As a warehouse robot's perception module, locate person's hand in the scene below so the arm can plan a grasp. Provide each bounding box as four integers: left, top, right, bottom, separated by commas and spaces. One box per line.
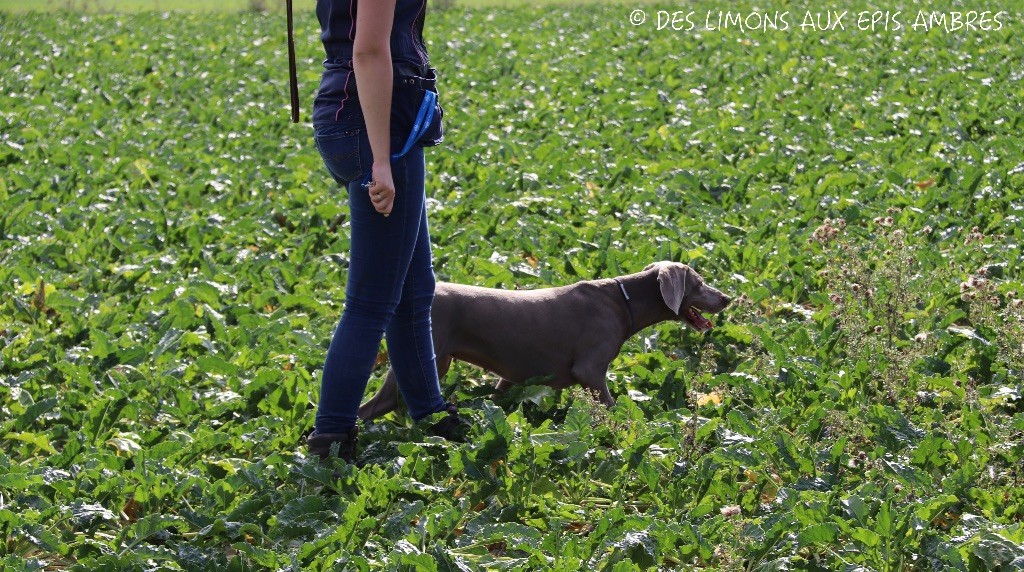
367, 161, 395, 217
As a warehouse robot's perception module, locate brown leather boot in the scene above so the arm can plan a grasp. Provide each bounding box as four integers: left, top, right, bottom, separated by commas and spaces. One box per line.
306, 427, 359, 463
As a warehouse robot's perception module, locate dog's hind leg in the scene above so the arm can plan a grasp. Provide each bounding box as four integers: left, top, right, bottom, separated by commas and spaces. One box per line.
358, 368, 401, 422
359, 354, 455, 422
437, 355, 453, 381
434, 354, 457, 401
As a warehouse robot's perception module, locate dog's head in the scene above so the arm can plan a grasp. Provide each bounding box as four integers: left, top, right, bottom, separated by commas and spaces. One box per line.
645, 262, 731, 332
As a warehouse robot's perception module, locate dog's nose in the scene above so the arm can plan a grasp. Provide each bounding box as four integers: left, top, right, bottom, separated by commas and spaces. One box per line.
722, 294, 732, 307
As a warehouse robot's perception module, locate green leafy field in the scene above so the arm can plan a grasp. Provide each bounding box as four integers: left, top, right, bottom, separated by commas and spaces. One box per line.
2, 3, 1023, 570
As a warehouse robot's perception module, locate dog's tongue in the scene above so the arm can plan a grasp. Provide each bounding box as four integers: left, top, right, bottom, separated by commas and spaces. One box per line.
687, 307, 714, 331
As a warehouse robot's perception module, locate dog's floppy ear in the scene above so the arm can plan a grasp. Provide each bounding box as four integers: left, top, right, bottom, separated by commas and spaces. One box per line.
654, 263, 690, 315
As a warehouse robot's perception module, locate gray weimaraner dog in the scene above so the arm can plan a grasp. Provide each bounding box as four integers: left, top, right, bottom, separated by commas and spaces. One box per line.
358, 261, 731, 421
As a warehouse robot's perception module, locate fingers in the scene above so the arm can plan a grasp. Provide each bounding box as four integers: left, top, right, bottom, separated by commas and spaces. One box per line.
365, 161, 395, 217
365, 180, 395, 217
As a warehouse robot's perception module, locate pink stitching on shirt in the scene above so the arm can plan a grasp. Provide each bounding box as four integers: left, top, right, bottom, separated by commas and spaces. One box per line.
335, 70, 353, 121
348, 0, 356, 40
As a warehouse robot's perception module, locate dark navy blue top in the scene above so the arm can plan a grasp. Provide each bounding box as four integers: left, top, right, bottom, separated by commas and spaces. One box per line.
313, 0, 430, 124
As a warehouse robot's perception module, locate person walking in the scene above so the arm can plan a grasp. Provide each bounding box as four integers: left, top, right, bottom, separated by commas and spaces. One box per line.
306, 0, 466, 463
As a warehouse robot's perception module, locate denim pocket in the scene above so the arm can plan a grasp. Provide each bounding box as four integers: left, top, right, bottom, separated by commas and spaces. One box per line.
314, 123, 364, 184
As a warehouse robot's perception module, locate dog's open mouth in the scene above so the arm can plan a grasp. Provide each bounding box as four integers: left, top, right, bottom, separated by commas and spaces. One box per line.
683, 306, 715, 332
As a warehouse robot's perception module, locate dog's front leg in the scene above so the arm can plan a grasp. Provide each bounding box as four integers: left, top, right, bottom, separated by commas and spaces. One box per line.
491, 378, 515, 402
593, 384, 615, 407
571, 361, 616, 407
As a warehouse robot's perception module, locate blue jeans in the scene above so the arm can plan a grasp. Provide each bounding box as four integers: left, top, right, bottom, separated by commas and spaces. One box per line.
312, 109, 447, 435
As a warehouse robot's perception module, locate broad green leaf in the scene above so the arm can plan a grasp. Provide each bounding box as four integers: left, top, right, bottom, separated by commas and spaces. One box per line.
798, 523, 838, 545
4, 432, 57, 454
850, 527, 881, 548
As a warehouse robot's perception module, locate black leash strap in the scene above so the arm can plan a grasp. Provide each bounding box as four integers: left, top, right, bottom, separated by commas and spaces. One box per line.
286, 0, 300, 123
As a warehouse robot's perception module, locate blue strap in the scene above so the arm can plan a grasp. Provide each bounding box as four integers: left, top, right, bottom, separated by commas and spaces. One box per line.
392, 89, 436, 160
359, 90, 436, 187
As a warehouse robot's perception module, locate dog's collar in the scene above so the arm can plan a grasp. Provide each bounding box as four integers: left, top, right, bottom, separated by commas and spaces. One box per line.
614, 278, 635, 332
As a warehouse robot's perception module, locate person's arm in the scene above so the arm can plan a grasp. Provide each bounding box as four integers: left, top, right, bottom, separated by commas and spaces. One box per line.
354, 0, 397, 216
